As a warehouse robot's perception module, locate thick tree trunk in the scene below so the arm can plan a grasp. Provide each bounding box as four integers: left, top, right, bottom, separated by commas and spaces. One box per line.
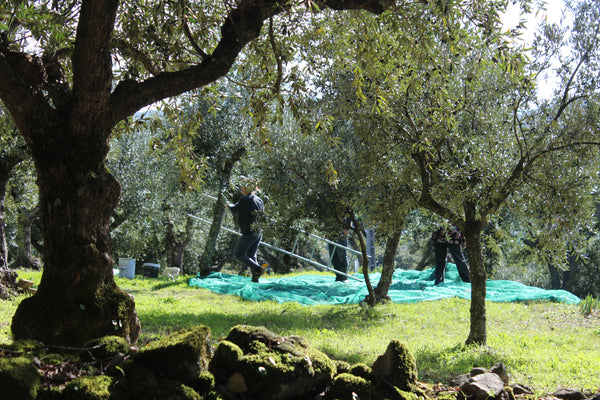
165, 215, 194, 272
373, 232, 401, 303
12, 142, 140, 346
14, 205, 42, 270
463, 206, 487, 345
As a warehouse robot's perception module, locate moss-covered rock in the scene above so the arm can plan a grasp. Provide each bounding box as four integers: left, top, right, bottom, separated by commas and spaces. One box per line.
371, 339, 418, 391
326, 372, 374, 400
334, 359, 352, 374
209, 340, 243, 383
349, 363, 373, 381
81, 335, 130, 362
194, 370, 216, 395
37, 387, 64, 400
131, 325, 212, 384
0, 356, 42, 400
62, 375, 121, 400
210, 325, 337, 400
373, 383, 423, 400
5, 339, 45, 357
156, 379, 202, 400
123, 367, 158, 398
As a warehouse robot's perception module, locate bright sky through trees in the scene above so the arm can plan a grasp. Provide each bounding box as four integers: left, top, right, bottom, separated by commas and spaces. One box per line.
502, 0, 567, 98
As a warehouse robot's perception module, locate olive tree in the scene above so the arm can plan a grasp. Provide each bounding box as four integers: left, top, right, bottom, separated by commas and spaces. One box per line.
0, 0, 397, 345
347, 1, 600, 344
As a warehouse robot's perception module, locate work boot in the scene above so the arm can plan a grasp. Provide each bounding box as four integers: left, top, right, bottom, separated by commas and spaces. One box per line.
251, 263, 269, 283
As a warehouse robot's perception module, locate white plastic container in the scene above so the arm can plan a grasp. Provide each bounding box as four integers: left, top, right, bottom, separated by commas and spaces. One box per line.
118, 258, 136, 279
163, 267, 180, 277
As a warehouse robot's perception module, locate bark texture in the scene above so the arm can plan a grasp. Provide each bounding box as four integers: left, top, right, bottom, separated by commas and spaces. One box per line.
463, 203, 486, 345
373, 232, 401, 303
165, 215, 195, 272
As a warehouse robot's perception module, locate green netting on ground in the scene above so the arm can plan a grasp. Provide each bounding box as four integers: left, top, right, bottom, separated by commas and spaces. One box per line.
188, 264, 581, 305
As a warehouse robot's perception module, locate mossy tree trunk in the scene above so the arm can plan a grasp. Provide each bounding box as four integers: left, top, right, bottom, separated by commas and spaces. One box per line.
11, 128, 141, 345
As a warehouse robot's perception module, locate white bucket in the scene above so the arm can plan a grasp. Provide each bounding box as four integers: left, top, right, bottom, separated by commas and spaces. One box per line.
163, 267, 180, 277
118, 258, 136, 279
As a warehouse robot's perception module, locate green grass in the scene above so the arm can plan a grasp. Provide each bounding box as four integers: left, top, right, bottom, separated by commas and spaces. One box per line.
2, 270, 599, 395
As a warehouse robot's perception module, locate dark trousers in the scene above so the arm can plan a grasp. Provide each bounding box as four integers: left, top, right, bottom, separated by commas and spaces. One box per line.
434, 242, 471, 284
234, 232, 262, 271
328, 241, 349, 281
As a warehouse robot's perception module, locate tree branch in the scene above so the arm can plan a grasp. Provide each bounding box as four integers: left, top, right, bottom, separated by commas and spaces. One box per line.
71, 0, 119, 132
109, 0, 393, 125
268, 17, 283, 94
182, 13, 208, 60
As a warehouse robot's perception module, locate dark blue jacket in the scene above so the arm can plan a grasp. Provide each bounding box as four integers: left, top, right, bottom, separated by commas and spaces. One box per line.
228, 193, 264, 234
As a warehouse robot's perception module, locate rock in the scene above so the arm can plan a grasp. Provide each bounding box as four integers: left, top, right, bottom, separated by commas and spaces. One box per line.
226, 372, 247, 393
0, 356, 42, 400
62, 375, 116, 400
17, 279, 34, 289
552, 388, 586, 400
81, 335, 131, 362
131, 325, 213, 385
326, 372, 373, 400
371, 339, 418, 391
490, 362, 509, 385
511, 383, 534, 395
470, 367, 488, 377
449, 373, 471, 387
460, 372, 505, 400
209, 325, 336, 400
348, 363, 373, 381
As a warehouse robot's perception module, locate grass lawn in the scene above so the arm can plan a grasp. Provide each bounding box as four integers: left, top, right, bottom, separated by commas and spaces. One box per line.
2, 270, 599, 396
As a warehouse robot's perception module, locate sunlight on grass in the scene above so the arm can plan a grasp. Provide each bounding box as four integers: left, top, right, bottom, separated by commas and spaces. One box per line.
2, 270, 598, 394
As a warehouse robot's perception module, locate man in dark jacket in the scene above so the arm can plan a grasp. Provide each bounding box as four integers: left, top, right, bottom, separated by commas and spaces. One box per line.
228, 181, 267, 282
432, 225, 471, 285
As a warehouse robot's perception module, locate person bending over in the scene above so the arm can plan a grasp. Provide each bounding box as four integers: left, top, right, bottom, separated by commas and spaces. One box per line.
432, 225, 471, 285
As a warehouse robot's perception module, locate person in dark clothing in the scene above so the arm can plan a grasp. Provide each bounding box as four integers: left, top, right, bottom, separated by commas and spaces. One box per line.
228, 181, 267, 282
432, 225, 471, 285
328, 228, 350, 282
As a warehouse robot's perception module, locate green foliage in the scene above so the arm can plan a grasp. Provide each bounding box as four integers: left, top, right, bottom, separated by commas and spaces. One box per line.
578, 295, 600, 317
